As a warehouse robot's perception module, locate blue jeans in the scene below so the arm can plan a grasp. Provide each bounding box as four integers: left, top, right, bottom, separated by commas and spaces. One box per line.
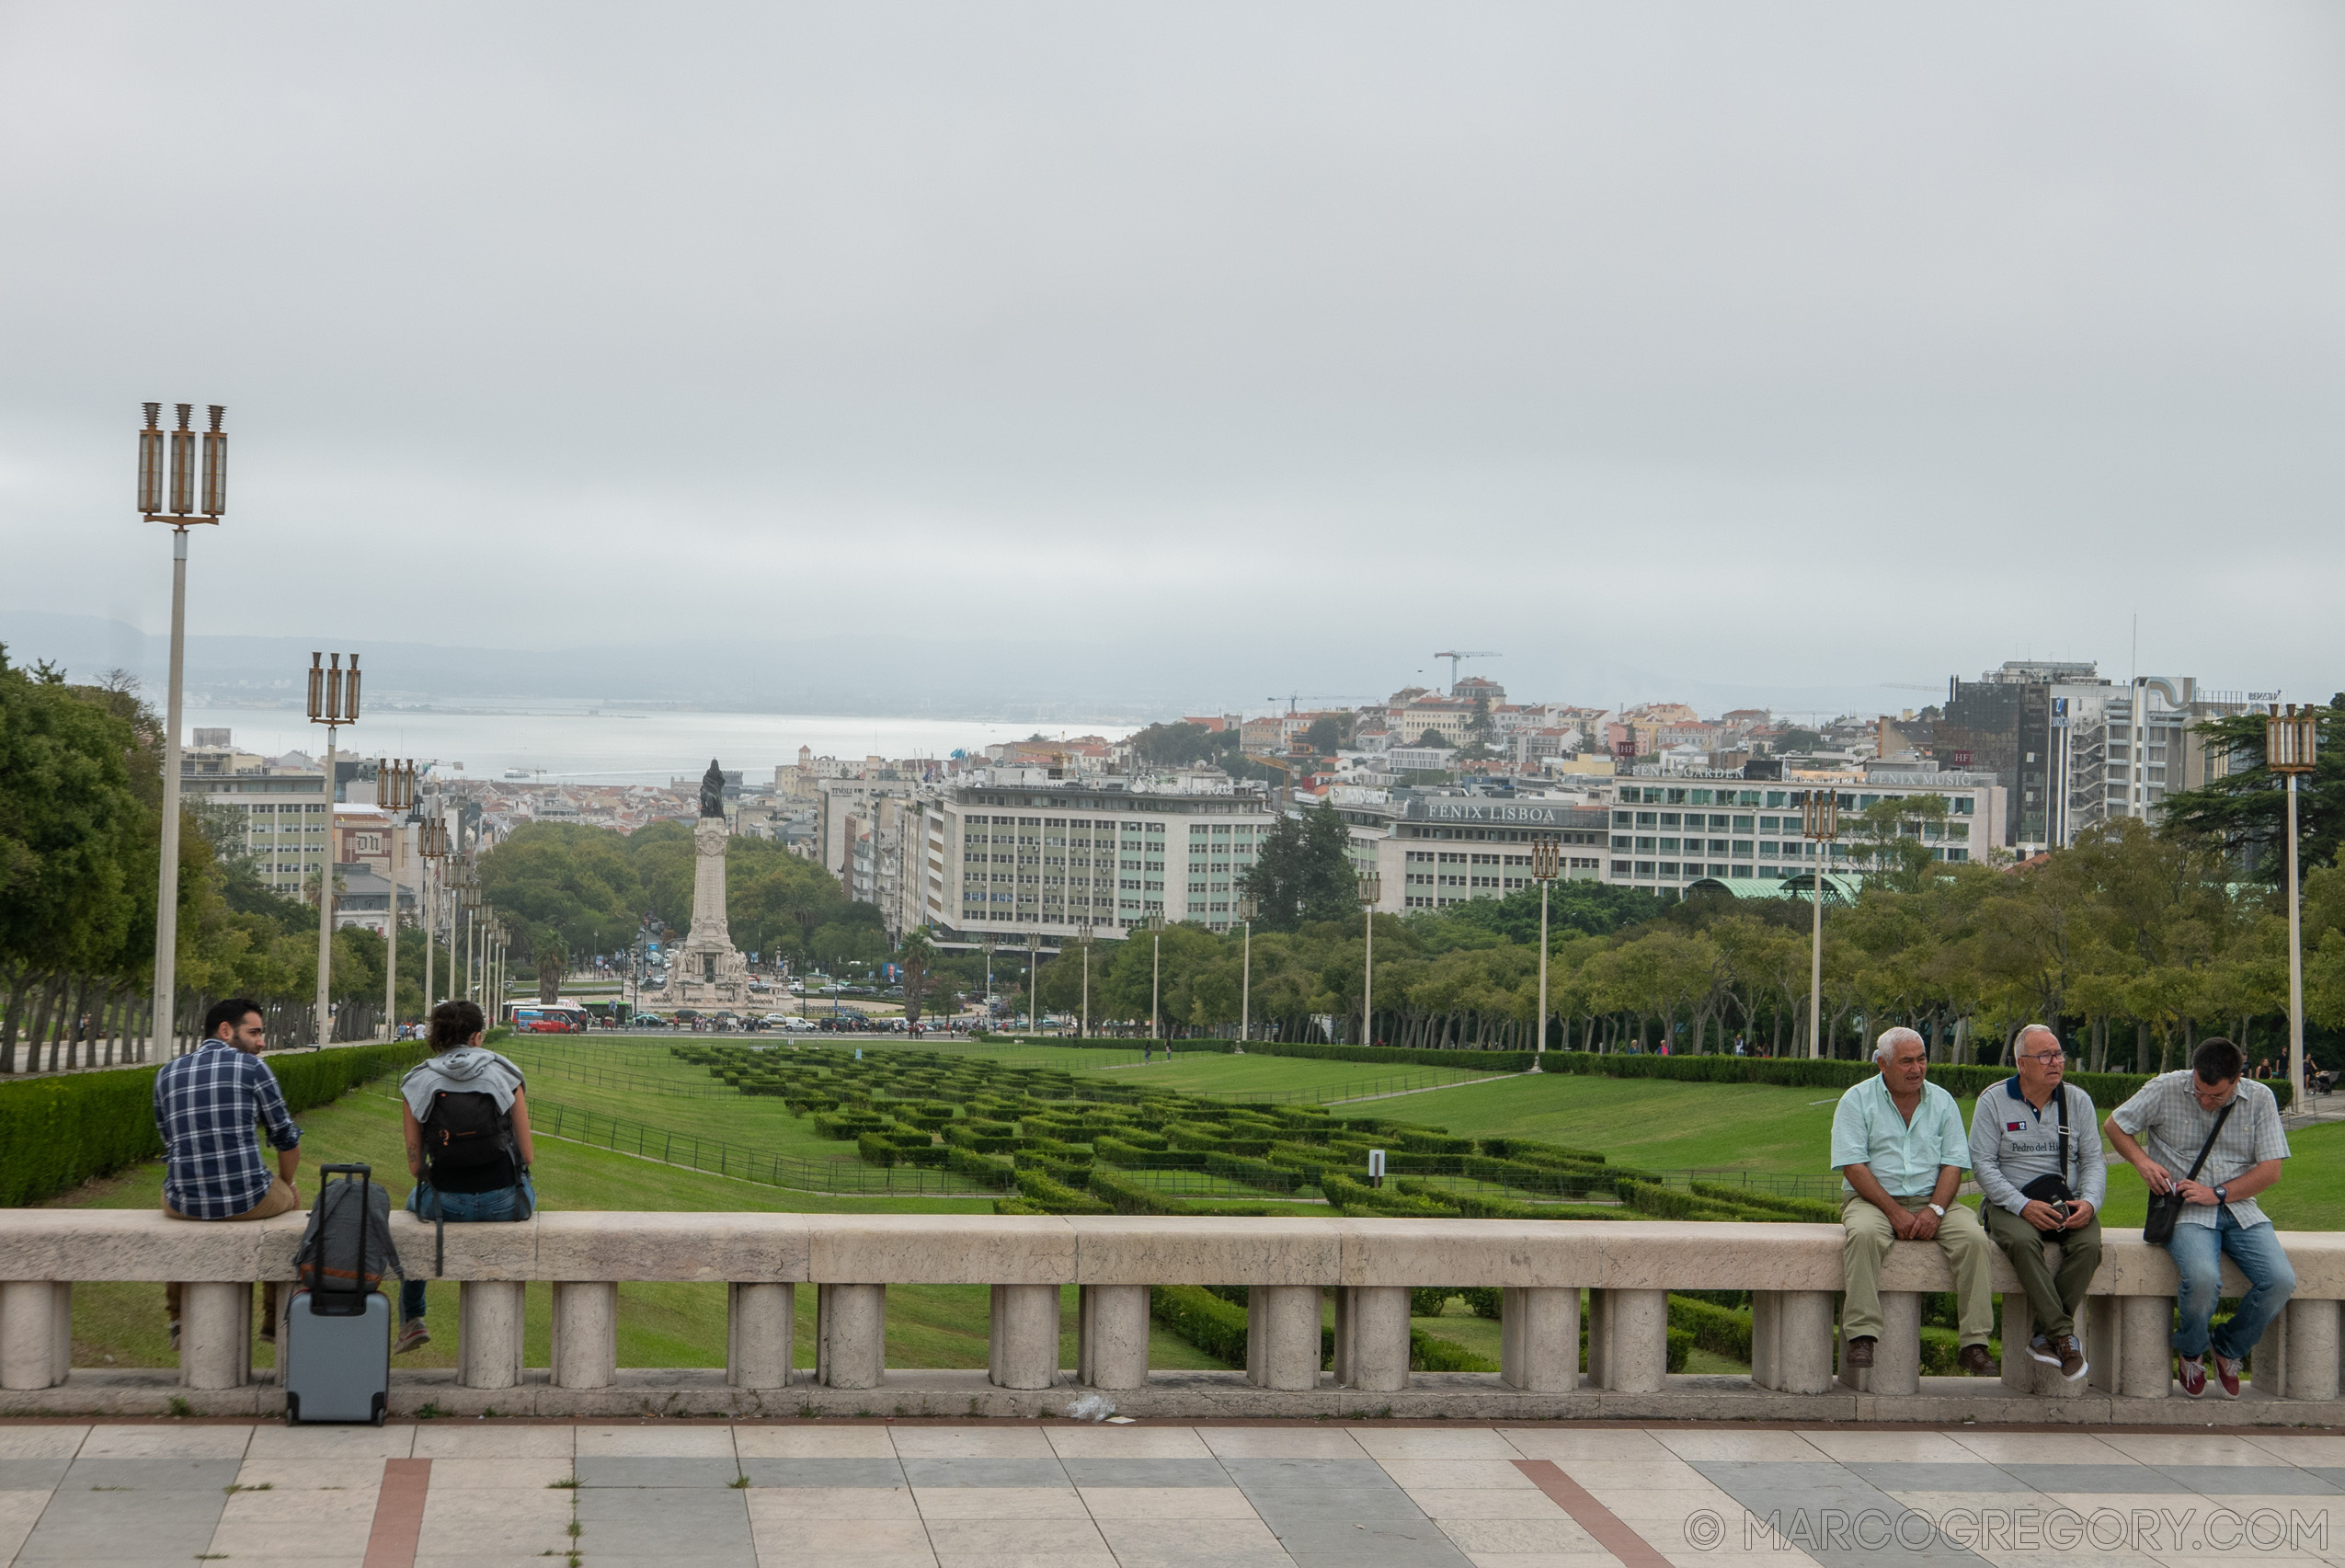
2167, 1207, 2296, 1362
400, 1176, 534, 1323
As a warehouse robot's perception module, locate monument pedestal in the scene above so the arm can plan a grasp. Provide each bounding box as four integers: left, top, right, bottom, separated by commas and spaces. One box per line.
661, 814, 749, 1010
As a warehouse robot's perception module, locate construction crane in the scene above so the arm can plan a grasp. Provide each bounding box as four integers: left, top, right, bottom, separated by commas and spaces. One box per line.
1432, 650, 1500, 693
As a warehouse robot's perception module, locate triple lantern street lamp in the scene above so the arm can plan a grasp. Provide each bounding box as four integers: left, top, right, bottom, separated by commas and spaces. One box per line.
2269, 704, 2321, 1109
142, 403, 226, 1055
1801, 788, 1841, 1059
1237, 896, 1258, 1047
306, 653, 361, 1047
377, 760, 418, 1041
1530, 839, 1561, 1053
418, 815, 450, 1024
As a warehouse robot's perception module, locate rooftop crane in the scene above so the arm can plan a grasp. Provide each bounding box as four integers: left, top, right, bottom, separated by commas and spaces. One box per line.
1432, 650, 1501, 693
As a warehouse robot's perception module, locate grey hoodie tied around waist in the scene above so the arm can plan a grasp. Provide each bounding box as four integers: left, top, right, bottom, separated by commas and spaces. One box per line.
400, 1046, 525, 1120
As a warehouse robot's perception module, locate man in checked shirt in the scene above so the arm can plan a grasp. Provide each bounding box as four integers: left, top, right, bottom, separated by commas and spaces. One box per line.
156, 998, 304, 1350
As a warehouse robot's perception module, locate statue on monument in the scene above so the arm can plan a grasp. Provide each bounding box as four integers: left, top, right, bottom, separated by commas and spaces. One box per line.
663, 756, 749, 1008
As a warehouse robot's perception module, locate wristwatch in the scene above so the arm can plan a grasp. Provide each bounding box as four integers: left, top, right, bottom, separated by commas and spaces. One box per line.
1927, 1203, 1946, 1218
2215, 1185, 2229, 1205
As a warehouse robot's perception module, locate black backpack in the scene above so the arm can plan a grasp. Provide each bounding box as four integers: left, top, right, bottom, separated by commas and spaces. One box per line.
418, 1089, 518, 1195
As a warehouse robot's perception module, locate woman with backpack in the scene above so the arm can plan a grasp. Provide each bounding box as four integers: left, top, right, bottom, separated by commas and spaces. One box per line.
395, 999, 535, 1354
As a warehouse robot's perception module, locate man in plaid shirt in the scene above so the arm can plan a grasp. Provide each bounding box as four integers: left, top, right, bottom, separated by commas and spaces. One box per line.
157, 998, 303, 1349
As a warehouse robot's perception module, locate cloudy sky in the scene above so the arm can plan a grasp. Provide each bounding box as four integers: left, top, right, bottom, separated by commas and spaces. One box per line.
3, 4, 2341, 715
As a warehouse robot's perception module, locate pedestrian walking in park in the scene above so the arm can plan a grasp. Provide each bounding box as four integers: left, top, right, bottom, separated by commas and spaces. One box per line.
156, 998, 303, 1351
2106, 1037, 2292, 1398
1831, 1026, 1998, 1375
1969, 1024, 2103, 1380
395, 1000, 534, 1355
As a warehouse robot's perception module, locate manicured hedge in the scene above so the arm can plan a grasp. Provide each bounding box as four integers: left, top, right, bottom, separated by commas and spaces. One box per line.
992, 1036, 1537, 1073
0, 1040, 428, 1208
1150, 1284, 1251, 1366
1535, 1049, 2290, 1109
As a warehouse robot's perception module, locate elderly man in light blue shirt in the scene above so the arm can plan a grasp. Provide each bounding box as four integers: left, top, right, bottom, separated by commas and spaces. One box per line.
1831, 1027, 1998, 1374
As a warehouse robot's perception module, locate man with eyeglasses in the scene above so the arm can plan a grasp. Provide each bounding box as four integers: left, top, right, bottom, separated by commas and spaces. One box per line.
2106, 1036, 2293, 1398
1968, 1024, 2103, 1381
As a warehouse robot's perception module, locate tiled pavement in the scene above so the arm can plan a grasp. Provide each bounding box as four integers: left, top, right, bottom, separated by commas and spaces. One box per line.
5, 1421, 2345, 1567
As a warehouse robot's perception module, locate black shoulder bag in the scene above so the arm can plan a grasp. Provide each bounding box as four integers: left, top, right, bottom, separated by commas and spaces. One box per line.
2018, 1083, 2076, 1209
2142, 1099, 2232, 1246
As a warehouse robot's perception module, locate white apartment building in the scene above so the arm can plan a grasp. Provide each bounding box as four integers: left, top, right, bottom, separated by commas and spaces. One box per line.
1317, 792, 1612, 915
914, 780, 1280, 944
180, 736, 332, 900
1607, 768, 2007, 890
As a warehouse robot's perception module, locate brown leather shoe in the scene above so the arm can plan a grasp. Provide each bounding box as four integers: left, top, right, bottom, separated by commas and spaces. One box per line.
1844, 1335, 1876, 1368
1957, 1343, 1999, 1376
2054, 1334, 2088, 1381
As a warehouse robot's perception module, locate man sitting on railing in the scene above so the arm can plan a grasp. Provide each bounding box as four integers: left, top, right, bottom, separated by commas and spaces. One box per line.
1831, 1026, 1998, 1376
1969, 1024, 2103, 1382
156, 998, 303, 1353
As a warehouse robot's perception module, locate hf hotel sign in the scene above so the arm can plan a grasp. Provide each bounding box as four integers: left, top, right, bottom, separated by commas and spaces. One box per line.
1406, 799, 1590, 829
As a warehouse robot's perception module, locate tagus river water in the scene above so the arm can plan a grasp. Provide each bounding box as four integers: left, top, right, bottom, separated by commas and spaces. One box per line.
177, 704, 1138, 784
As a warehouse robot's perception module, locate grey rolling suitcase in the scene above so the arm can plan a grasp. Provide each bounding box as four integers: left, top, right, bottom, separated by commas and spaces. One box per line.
282, 1164, 394, 1425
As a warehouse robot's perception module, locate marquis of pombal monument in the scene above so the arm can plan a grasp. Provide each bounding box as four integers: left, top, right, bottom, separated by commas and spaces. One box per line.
660, 758, 749, 1009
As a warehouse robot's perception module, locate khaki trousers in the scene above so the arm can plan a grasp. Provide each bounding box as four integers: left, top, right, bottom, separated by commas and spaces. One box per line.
165, 1175, 302, 1334
1984, 1201, 2101, 1340
1840, 1194, 1996, 1346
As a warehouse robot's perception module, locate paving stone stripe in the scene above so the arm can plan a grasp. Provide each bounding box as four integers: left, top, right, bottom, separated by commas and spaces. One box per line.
360, 1457, 429, 1568
1511, 1457, 1674, 1568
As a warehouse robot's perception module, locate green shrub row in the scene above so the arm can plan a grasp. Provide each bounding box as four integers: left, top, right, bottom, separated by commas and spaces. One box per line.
994, 1036, 1539, 1072
1668, 1294, 1753, 1362
1534, 1049, 2285, 1108
1688, 1183, 1840, 1223
1150, 1284, 1250, 1366
0, 1040, 428, 1208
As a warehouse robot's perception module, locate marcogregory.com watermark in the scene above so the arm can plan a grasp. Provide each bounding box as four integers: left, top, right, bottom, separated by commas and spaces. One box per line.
1682, 1505, 2328, 1555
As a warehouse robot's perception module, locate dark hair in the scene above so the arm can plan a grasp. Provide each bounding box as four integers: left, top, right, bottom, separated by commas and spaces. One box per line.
2193, 1036, 2245, 1085
429, 1000, 486, 1053
203, 998, 265, 1040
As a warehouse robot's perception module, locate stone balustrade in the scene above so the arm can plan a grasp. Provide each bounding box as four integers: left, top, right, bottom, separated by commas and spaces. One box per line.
3, 1210, 2341, 1424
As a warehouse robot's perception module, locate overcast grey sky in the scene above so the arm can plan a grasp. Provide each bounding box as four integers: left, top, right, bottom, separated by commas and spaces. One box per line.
4, 3, 2341, 714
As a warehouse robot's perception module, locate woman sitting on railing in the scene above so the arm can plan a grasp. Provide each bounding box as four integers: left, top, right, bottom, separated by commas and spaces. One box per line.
394, 1000, 535, 1355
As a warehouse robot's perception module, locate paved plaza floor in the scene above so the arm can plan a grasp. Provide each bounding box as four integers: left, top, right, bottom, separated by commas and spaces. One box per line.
4, 1418, 2345, 1567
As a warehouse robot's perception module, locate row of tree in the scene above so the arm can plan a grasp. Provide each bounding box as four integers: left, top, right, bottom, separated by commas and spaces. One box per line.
993, 702, 2345, 1067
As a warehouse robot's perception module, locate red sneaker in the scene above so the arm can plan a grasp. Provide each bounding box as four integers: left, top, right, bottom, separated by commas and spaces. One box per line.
2178, 1356, 2207, 1397
2212, 1352, 2242, 1397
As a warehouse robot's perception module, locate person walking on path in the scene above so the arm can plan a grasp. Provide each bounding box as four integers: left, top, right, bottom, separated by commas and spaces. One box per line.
2106, 1036, 2292, 1398
156, 998, 303, 1351
1831, 1026, 1998, 1375
394, 1000, 534, 1355
1969, 1024, 2104, 1381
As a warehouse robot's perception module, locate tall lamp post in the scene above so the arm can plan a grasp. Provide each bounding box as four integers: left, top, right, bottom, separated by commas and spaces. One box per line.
2268, 704, 2321, 1107
1530, 839, 1561, 1053
1146, 912, 1165, 1040
1076, 927, 1093, 1039
143, 402, 226, 1058
1025, 932, 1042, 1036
1237, 896, 1257, 1049
1357, 869, 1382, 1047
378, 760, 418, 1040
306, 652, 361, 1047
1801, 787, 1840, 1059
418, 815, 449, 1017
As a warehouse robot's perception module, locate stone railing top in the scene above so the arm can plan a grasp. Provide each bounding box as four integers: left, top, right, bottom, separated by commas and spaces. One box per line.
0, 1210, 2319, 1298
